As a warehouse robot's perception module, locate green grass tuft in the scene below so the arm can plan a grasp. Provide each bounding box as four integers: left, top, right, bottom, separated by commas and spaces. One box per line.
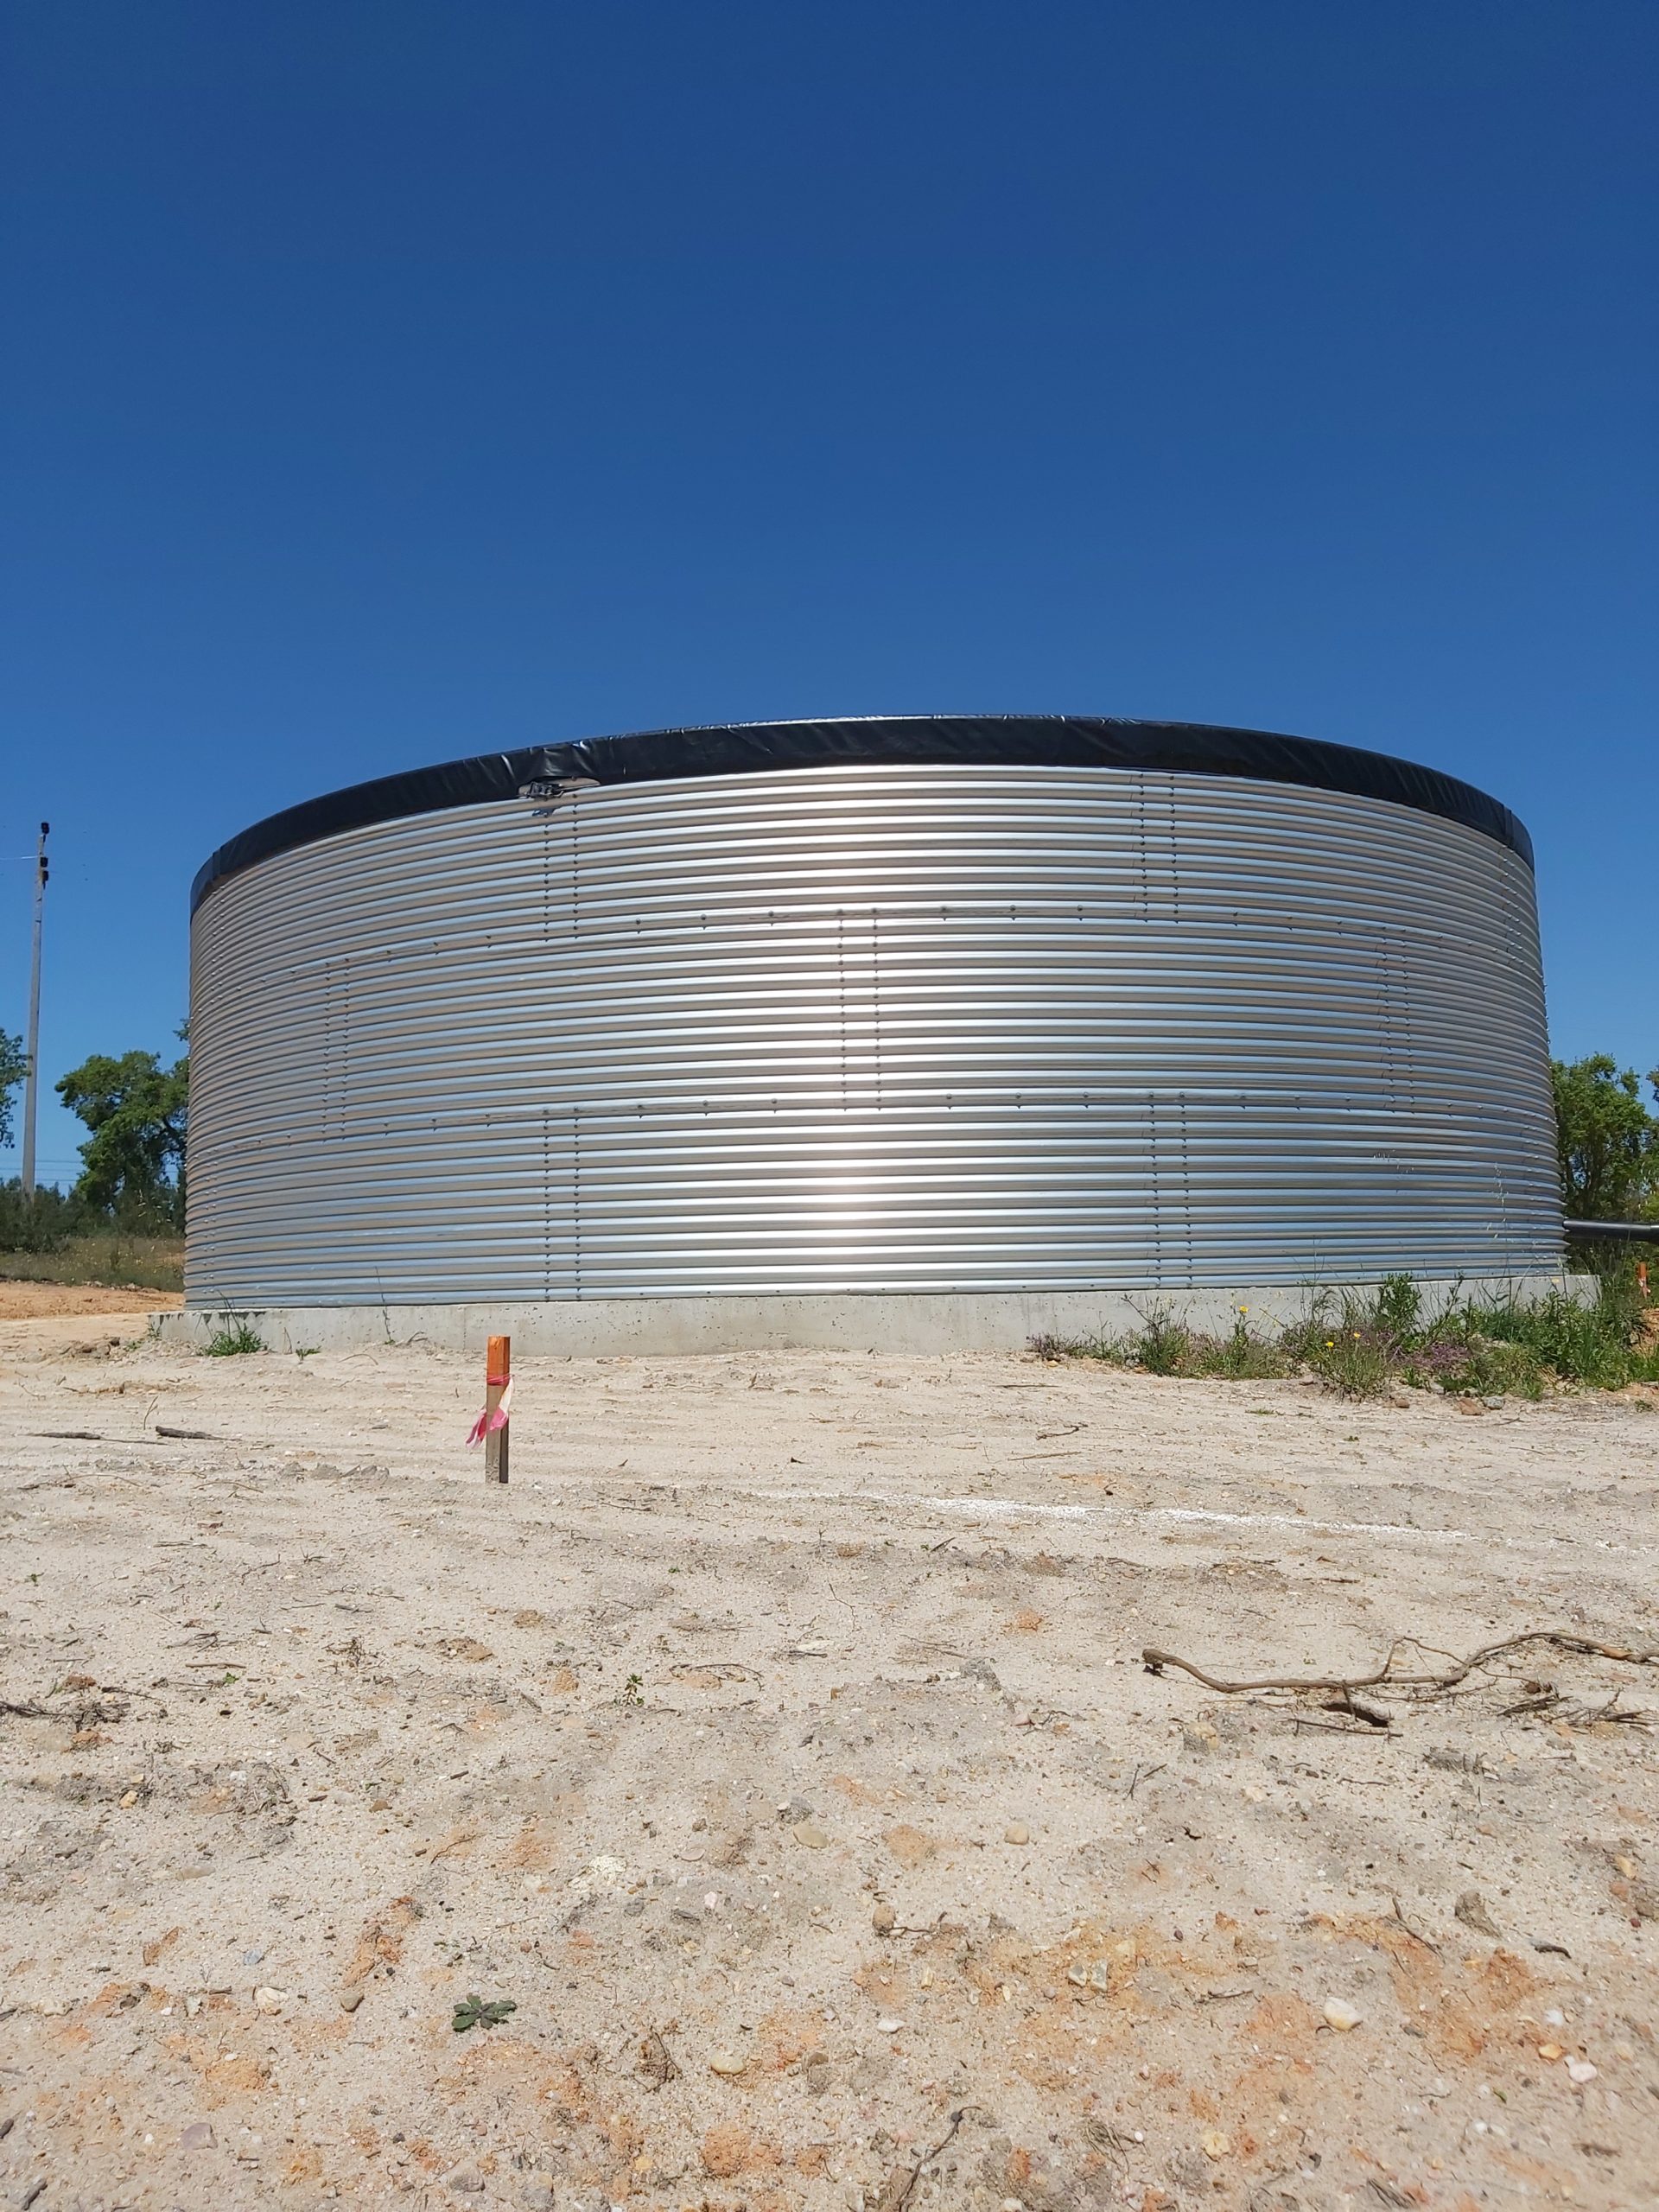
204, 1316, 264, 1357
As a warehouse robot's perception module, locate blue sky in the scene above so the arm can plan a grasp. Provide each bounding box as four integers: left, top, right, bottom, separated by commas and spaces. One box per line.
3, 0, 1655, 1187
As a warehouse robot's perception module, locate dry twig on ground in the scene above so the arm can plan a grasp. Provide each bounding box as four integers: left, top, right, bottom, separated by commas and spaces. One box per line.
874, 2107, 968, 2212
1142, 1628, 1657, 1705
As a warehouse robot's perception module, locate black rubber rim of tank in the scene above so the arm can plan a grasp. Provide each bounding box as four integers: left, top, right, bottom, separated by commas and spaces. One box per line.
190, 714, 1532, 914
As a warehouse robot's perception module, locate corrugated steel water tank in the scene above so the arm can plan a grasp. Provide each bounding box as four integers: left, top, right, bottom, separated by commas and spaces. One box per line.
185, 716, 1562, 1308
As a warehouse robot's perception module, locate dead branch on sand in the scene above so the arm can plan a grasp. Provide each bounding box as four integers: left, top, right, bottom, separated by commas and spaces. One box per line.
1141, 1628, 1658, 1705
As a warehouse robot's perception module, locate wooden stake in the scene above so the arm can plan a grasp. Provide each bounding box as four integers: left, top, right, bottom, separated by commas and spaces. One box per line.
484, 1334, 511, 1485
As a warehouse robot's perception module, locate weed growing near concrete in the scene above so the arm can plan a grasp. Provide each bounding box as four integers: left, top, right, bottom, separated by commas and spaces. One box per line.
204, 1316, 264, 1357
1035, 1269, 1659, 1401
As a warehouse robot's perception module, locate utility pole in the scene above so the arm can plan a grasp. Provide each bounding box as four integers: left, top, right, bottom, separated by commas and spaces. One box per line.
21, 821, 48, 1199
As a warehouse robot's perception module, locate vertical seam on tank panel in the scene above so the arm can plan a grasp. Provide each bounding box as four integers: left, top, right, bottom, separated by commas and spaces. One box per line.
1147, 1085, 1160, 1288
1170, 787, 1189, 1278
837, 907, 849, 1107
340, 949, 350, 1146
1503, 849, 1530, 1270
1388, 925, 1410, 1240
1398, 927, 1418, 1115
541, 790, 557, 1298
320, 952, 330, 1146
1380, 926, 1398, 1115
1136, 772, 1159, 1287
872, 906, 882, 1116
572, 793, 583, 1297
1165, 777, 1180, 927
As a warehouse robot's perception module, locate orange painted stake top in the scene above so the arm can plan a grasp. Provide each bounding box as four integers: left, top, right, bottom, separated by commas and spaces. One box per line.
482, 1334, 512, 1485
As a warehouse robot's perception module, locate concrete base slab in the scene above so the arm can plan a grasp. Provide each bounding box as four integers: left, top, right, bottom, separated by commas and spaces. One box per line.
154, 1275, 1592, 1357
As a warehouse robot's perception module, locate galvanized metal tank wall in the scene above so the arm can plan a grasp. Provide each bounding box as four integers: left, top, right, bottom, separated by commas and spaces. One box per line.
185, 761, 1560, 1306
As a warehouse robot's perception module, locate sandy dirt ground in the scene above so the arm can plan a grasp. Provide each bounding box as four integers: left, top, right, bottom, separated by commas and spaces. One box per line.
3, 1319, 1657, 2212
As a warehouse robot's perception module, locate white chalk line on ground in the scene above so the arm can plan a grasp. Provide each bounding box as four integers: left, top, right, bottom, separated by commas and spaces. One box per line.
499, 1468, 1649, 1558
728, 1483, 1652, 1556
935, 1495, 1464, 1541
758, 1485, 1464, 1543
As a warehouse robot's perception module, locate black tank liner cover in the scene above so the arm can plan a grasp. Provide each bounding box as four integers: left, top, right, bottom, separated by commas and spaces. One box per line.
191, 714, 1532, 914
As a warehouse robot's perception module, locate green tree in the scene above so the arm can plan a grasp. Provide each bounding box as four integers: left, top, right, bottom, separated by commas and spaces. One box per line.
0, 1029, 26, 1149
1550, 1054, 1659, 1220
56, 1044, 189, 1224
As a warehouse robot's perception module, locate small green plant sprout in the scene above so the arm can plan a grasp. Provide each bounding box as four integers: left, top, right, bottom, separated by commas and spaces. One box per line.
1134, 1306, 1195, 1376
205, 1315, 264, 1357
1373, 1273, 1421, 1336
1211, 1308, 1285, 1380
621, 1672, 645, 1705
294, 1344, 321, 1361
451, 1993, 516, 2034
